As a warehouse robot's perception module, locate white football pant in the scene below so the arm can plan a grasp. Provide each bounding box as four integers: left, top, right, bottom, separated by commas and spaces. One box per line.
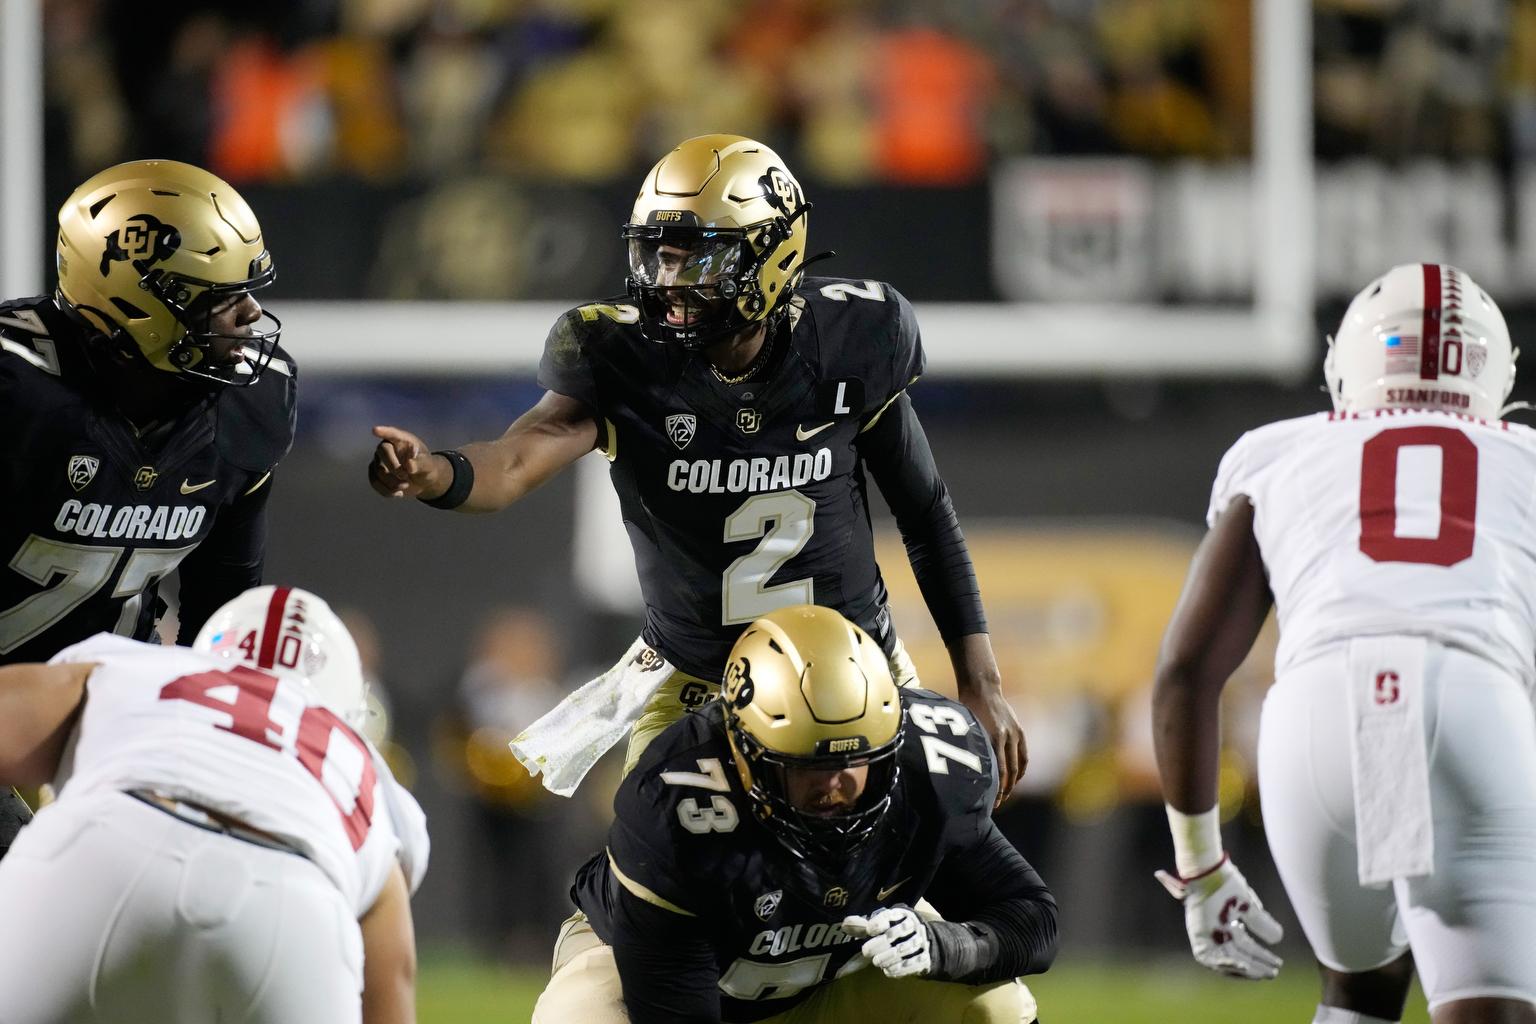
0, 789, 363, 1023
1259, 642, 1536, 1010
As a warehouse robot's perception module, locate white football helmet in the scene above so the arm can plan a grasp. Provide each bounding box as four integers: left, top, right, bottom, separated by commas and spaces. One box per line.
1325, 262, 1516, 420
192, 585, 369, 729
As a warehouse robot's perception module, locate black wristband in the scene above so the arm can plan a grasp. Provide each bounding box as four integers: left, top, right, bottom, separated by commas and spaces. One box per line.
925, 919, 1000, 984
420, 449, 475, 510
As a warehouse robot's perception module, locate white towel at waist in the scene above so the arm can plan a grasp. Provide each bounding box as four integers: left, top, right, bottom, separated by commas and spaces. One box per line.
1346, 635, 1434, 886
508, 637, 673, 797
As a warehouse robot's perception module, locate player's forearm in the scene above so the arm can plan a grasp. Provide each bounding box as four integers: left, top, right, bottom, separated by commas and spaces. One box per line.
862, 396, 987, 641
947, 633, 1001, 697
428, 404, 599, 513
1151, 664, 1224, 813
927, 890, 1059, 984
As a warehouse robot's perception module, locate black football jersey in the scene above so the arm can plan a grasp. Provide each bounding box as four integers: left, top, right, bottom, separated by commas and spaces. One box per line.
574, 686, 1004, 1022
0, 296, 296, 663
538, 277, 926, 680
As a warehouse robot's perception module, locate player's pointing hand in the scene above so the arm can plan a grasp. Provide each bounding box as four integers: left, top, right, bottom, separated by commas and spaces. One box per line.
369, 425, 448, 499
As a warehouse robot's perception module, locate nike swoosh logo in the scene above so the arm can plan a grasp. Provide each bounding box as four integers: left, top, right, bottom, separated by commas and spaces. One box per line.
796, 422, 835, 441
180, 478, 216, 495
876, 877, 910, 901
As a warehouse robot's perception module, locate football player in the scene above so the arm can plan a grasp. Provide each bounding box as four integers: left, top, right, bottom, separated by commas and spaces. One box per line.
0, 585, 428, 1024
0, 159, 295, 858
532, 604, 1056, 1024
1153, 264, 1536, 1024
368, 134, 1023, 803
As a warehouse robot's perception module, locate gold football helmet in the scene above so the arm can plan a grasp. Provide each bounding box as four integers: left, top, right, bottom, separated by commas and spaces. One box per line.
623, 134, 811, 350
722, 604, 903, 862
55, 159, 281, 386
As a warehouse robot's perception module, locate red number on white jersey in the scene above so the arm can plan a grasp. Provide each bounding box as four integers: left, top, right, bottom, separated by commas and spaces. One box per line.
1358, 425, 1478, 567
159, 667, 378, 849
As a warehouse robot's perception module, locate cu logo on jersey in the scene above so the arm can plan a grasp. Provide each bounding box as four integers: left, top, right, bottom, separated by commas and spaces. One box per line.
133, 466, 158, 490
736, 409, 761, 434
665, 413, 696, 450
100, 214, 181, 276
1374, 670, 1401, 706
67, 455, 99, 491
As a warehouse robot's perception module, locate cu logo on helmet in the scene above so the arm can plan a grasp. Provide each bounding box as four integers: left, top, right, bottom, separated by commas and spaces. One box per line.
99, 214, 181, 276
726, 657, 755, 708
761, 169, 801, 214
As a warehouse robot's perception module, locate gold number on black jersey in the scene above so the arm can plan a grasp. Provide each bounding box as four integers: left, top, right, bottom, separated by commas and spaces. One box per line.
910, 703, 983, 776
722, 490, 815, 625
0, 537, 194, 653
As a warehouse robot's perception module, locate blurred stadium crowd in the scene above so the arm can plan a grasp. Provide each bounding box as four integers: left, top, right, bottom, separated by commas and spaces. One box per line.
55, 0, 1248, 187
44, 0, 1536, 191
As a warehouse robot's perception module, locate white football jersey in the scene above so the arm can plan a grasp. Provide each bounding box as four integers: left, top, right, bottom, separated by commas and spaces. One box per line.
1210, 409, 1536, 685
46, 634, 429, 916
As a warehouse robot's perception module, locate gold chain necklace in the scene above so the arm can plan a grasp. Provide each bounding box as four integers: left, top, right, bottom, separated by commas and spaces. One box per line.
709, 335, 775, 385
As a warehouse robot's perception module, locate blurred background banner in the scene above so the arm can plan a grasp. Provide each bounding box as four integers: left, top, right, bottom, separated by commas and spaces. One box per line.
0, 0, 1525, 1000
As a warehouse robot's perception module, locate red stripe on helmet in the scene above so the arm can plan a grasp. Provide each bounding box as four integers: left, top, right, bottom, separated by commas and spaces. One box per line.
1421, 263, 1441, 380
256, 586, 291, 668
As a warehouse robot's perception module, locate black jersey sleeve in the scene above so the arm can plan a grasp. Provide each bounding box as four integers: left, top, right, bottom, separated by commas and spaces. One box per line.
175, 474, 272, 643
605, 873, 723, 1024
857, 394, 986, 642
216, 344, 297, 473
864, 285, 927, 421
922, 823, 1059, 982
537, 309, 601, 410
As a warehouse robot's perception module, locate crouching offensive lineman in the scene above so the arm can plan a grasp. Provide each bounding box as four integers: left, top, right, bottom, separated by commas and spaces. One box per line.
0, 586, 427, 1024
533, 605, 1055, 1024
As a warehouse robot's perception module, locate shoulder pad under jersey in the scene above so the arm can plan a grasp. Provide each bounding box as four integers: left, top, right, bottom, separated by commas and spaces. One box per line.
537, 297, 650, 412
608, 709, 743, 913
897, 687, 998, 834
794, 277, 925, 419
215, 343, 298, 473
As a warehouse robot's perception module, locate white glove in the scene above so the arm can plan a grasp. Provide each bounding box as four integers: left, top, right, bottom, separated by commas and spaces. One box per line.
1155, 855, 1284, 980
841, 906, 932, 979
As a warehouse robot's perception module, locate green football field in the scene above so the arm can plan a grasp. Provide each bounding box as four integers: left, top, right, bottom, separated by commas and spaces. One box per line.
417, 950, 1434, 1023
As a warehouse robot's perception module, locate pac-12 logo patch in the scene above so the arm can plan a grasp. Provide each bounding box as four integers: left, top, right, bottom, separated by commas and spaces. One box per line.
665, 413, 696, 450
67, 455, 99, 491
754, 890, 782, 920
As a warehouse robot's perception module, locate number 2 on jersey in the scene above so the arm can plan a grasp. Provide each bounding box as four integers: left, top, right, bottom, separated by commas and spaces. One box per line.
722, 490, 815, 625
160, 666, 378, 849
1358, 425, 1478, 567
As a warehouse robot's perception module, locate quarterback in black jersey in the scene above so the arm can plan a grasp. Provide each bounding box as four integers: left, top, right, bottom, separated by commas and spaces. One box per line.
370, 134, 1024, 799
0, 160, 293, 854
531, 605, 1056, 1024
